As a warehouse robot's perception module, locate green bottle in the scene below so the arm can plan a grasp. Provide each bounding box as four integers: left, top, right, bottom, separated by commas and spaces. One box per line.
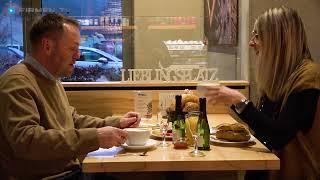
172, 95, 187, 149
197, 97, 210, 150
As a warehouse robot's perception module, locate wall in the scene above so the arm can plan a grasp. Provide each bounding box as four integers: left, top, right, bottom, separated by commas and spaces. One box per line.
249, 0, 320, 62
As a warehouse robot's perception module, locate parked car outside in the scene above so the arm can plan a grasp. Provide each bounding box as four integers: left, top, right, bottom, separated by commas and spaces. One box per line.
76, 46, 122, 69
0, 45, 122, 82
6, 44, 24, 51
8, 47, 24, 58
62, 46, 123, 82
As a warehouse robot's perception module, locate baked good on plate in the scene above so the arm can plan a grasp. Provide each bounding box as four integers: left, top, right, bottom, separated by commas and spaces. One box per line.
215, 123, 250, 142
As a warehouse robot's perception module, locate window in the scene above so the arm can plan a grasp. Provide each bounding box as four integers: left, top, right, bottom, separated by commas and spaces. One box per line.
1, 0, 248, 82
0, 0, 23, 74
43, 0, 124, 82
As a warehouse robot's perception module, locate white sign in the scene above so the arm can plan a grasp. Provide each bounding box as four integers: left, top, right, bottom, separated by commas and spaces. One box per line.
121, 66, 218, 82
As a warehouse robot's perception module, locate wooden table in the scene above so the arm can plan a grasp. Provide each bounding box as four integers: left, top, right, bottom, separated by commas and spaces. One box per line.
82, 114, 279, 173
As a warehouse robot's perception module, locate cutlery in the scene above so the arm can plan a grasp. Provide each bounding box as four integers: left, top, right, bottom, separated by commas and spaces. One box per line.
115, 150, 148, 157
139, 150, 148, 156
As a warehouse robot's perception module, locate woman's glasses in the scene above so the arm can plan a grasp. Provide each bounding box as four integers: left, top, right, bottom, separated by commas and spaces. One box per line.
250, 30, 259, 44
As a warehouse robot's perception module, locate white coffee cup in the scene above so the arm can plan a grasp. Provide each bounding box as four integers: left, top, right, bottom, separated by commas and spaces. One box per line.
197, 81, 220, 97
125, 128, 151, 146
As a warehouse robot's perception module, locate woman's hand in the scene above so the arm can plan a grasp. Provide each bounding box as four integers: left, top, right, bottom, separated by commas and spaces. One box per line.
205, 85, 246, 105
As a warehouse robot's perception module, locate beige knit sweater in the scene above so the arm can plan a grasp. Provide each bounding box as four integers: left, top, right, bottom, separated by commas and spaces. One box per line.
0, 63, 120, 179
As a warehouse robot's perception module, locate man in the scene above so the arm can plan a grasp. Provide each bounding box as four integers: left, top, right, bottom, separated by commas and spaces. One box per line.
0, 13, 140, 179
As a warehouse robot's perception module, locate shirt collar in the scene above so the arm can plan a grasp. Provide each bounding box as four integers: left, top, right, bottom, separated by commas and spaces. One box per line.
23, 55, 58, 81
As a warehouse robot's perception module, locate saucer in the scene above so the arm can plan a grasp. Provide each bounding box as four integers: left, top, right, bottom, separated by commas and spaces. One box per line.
122, 139, 158, 150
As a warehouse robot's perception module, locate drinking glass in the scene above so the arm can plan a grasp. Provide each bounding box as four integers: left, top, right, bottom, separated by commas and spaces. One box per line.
158, 112, 169, 147
185, 111, 199, 146
186, 112, 205, 157
197, 80, 220, 98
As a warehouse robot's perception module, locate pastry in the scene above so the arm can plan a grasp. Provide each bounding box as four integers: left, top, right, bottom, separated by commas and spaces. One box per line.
166, 93, 200, 122
215, 123, 251, 142
182, 94, 199, 107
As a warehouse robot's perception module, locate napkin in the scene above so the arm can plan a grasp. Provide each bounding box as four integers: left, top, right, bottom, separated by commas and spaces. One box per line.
87, 147, 123, 157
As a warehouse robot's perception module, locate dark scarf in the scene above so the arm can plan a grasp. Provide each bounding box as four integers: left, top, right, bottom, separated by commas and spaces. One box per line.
281, 59, 320, 109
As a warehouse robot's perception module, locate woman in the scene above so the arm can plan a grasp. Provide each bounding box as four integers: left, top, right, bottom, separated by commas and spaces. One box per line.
205, 6, 320, 180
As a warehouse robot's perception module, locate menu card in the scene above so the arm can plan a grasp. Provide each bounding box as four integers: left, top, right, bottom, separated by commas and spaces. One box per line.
134, 91, 153, 119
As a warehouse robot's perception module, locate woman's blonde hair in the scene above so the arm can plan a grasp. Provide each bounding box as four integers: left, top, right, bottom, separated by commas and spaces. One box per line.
254, 6, 312, 101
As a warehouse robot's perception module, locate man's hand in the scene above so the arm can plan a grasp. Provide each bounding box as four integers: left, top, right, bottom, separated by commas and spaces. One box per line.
205, 85, 246, 105
119, 112, 141, 128
97, 126, 128, 148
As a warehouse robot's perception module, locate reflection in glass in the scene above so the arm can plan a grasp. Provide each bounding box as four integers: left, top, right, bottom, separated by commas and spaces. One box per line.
0, 0, 23, 74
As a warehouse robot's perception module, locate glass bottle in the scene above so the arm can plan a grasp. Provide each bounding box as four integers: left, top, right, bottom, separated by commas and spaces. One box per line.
172, 95, 188, 149
197, 97, 210, 150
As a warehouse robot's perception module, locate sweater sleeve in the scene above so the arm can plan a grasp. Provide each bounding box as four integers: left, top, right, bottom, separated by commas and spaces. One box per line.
71, 106, 120, 129
0, 76, 100, 161
233, 89, 319, 150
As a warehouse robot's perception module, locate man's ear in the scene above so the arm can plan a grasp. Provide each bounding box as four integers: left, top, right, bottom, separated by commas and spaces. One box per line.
41, 37, 54, 55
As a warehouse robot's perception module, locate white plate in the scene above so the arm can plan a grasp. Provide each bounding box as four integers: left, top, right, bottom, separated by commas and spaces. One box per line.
151, 129, 173, 139
210, 134, 256, 145
139, 122, 159, 128
122, 139, 158, 150
210, 127, 217, 135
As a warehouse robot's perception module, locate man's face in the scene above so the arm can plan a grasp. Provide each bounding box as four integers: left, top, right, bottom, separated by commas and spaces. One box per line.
50, 23, 80, 77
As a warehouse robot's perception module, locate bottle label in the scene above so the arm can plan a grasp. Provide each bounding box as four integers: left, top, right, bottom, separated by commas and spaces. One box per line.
197, 136, 204, 147
173, 129, 183, 140
172, 127, 179, 142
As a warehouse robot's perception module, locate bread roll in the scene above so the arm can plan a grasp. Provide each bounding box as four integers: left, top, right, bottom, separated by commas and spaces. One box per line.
215, 123, 250, 142
183, 102, 199, 112
166, 93, 199, 114
182, 94, 199, 107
